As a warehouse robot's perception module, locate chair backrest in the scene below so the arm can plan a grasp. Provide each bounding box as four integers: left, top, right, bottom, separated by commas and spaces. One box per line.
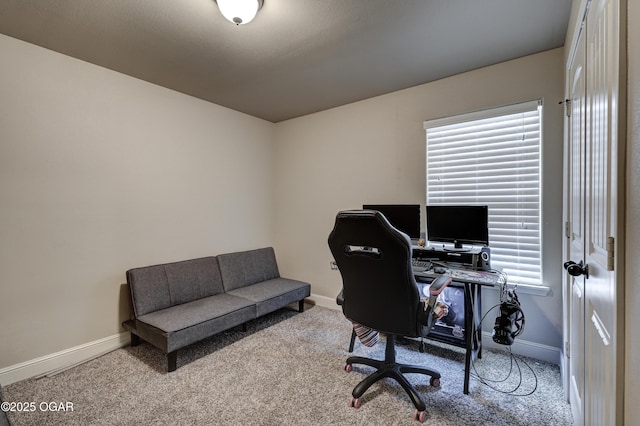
328, 210, 422, 337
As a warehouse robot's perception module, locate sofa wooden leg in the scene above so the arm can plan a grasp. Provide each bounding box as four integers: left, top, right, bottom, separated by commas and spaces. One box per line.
130, 333, 140, 347
299, 299, 305, 312
167, 351, 177, 372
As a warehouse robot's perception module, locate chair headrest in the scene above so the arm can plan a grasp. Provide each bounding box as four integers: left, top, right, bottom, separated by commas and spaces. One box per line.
329, 209, 412, 251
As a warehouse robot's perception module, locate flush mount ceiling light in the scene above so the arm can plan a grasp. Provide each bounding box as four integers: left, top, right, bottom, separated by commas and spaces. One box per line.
215, 0, 264, 25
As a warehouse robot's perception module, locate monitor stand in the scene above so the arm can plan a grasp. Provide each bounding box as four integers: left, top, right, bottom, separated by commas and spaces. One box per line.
443, 241, 471, 252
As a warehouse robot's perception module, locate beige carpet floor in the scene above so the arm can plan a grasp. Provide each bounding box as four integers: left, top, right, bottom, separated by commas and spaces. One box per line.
3, 304, 572, 425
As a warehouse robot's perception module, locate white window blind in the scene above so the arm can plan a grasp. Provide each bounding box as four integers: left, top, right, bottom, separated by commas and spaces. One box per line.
424, 100, 542, 286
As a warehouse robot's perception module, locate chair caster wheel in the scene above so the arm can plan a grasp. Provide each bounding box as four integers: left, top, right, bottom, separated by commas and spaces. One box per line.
419, 341, 426, 353
430, 377, 440, 387
344, 363, 353, 372
349, 397, 361, 409
414, 409, 426, 422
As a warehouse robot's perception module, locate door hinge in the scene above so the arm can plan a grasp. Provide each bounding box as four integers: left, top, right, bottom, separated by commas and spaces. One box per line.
565, 341, 570, 358
607, 236, 614, 270
563, 99, 572, 117
565, 221, 571, 238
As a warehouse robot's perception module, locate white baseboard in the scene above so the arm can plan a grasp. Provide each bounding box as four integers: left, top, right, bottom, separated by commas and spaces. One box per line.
480, 331, 562, 365
307, 293, 340, 310
0, 332, 130, 386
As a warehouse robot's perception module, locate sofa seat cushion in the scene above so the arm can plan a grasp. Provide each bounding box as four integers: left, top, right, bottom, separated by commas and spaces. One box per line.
136, 293, 256, 353
137, 293, 255, 333
226, 278, 311, 317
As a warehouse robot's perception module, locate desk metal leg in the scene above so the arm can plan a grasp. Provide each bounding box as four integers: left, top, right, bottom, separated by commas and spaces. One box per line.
463, 283, 473, 394
418, 277, 488, 395
463, 283, 482, 394
476, 285, 482, 359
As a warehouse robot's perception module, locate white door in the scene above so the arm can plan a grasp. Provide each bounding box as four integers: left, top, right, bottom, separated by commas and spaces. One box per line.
566, 24, 587, 425
583, 0, 623, 423
565, 0, 624, 424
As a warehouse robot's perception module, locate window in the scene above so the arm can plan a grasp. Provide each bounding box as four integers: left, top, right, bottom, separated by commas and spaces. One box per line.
424, 100, 542, 286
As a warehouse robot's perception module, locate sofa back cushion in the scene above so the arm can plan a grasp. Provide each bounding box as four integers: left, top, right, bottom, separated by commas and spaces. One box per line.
127, 256, 223, 317
218, 247, 280, 292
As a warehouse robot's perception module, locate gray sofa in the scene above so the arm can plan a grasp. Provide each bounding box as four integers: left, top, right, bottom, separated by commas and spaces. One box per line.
123, 247, 310, 372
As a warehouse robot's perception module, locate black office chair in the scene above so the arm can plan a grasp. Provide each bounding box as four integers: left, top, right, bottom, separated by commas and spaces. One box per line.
328, 210, 451, 423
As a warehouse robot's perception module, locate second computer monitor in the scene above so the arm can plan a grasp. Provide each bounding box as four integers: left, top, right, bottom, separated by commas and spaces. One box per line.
362, 204, 421, 240
426, 205, 489, 249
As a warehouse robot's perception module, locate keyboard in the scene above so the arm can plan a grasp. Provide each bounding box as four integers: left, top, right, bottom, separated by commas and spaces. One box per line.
411, 259, 433, 271
414, 267, 498, 286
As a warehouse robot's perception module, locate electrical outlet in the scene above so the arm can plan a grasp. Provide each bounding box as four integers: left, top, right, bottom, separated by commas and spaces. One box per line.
330, 261, 338, 270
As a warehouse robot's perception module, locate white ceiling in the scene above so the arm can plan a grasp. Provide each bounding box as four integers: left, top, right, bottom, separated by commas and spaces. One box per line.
0, 0, 573, 123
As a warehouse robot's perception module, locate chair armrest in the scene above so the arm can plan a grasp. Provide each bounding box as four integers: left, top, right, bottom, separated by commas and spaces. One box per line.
423, 275, 452, 328
428, 274, 452, 297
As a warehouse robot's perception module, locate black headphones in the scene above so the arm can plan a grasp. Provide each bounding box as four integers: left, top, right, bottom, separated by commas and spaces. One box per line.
492, 289, 525, 346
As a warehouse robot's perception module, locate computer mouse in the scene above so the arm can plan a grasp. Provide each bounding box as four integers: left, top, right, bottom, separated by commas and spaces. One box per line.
434, 266, 447, 274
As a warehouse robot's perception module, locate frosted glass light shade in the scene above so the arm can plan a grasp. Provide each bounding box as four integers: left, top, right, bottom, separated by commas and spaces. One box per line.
216, 0, 263, 25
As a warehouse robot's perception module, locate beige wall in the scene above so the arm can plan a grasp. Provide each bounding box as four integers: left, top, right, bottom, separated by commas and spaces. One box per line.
625, 0, 639, 421
0, 34, 275, 369
273, 48, 566, 350
0, 34, 568, 374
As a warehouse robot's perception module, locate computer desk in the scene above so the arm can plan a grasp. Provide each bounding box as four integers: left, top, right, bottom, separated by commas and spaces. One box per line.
414, 265, 499, 395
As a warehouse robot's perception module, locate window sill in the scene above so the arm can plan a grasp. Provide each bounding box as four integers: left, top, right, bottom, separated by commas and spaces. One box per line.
485, 283, 552, 297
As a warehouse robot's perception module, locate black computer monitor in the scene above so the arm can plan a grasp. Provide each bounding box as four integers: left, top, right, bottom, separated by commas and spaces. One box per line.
362, 204, 421, 239
426, 205, 489, 249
